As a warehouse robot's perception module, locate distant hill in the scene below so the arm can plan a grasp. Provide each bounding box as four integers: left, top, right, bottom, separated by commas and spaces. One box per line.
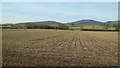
105, 21, 118, 25
15, 21, 62, 26
2, 20, 118, 27
67, 19, 103, 25
33, 21, 62, 25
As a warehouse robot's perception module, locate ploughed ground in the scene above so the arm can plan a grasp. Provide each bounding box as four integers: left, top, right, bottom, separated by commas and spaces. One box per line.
2, 29, 118, 66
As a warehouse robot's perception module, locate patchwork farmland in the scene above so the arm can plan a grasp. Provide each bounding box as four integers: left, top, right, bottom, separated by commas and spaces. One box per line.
2, 29, 118, 66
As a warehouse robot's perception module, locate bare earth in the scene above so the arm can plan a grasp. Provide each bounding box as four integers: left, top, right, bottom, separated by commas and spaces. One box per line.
2, 29, 118, 66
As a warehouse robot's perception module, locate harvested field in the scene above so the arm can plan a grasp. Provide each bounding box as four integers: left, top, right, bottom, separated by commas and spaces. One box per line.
2, 29, 118, 66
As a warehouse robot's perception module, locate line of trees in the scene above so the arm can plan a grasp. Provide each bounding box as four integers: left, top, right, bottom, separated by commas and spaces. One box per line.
2, 23, 69, 30
100, 23, 119, 31
79, 24, 119, 31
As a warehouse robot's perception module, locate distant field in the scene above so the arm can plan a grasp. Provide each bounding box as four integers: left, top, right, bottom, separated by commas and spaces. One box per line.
69, 25, 116, 30
2, 29, 118, 66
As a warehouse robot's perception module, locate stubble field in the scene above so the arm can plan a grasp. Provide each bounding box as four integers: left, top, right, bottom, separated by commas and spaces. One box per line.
2, 29, 118, 66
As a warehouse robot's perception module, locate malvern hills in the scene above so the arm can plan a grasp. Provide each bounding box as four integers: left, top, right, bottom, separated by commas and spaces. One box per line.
14, 19, 118, 26
2, 19, 119, 31
2, 19, 118, 27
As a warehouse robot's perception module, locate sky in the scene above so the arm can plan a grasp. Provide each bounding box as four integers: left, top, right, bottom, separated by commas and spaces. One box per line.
1, 2, 118, 24
1, 0, 119, 2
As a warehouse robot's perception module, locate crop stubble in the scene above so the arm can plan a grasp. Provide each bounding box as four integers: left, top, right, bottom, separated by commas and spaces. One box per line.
2, 29, 118, 66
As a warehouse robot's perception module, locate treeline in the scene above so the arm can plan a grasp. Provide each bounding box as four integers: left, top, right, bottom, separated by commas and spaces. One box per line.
99, 23, 119, 31
68, 23, 119, 31
2, 23, 69, 30
80, 23, 119, 31
80, 29, 118, 31
25, 23, 69, 30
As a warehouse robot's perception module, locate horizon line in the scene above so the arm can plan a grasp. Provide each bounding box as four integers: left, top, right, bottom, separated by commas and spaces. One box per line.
2, 19, 118, 24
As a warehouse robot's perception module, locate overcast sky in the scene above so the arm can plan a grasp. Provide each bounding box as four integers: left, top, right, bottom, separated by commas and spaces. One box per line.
1, 2, 118, 24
